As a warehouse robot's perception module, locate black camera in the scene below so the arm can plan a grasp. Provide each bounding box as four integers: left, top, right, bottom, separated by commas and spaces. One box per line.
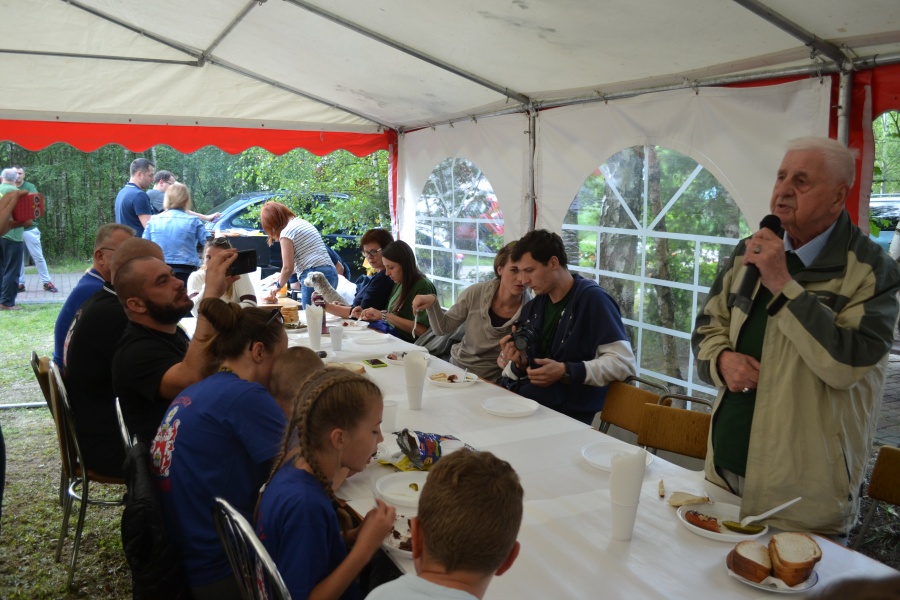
512, 320, 536, 352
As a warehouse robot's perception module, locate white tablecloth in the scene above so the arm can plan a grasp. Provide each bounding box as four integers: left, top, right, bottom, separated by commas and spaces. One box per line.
334, 350, 897, 599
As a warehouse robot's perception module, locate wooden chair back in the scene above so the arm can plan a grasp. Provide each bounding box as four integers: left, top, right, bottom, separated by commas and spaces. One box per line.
596, 381, 662, 435
30, 350, 53, 411
637, 403, 712, 460
852, 445, 900, 549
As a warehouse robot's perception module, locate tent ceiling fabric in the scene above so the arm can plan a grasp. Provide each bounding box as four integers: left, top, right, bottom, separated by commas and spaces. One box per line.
3, 0, 900, 143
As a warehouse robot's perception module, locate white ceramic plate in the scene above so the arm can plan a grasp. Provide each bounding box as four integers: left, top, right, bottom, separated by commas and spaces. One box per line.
481, 396, 539, 418
726, 562, 818, 593
581, 441, 654, 472
353, 335, 389, 345
384, 350, 429, 366
382, 514, 414, 558
374, 472, 429, 507
428, 373, 479, 387
676, 503, 768, 542
336, 320, 374, 333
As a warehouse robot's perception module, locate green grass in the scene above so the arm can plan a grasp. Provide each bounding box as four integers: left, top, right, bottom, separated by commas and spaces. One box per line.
0, 304, 58, 396
23, 255, 92, 276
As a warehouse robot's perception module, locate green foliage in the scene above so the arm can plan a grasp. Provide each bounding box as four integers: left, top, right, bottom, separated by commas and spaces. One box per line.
873, 111, 900, 194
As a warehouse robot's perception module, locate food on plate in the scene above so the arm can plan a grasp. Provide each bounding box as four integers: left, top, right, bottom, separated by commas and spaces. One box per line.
387, 351, 411, 361
768, 532, 822, 587
721, 520, 765, 535
667, 491, 711, 507
726, 540, 772, 584
390, 518, 413, 552
408, 483, 419, 491
331, 362, 365, 374
726, 532, 822, 587
658, 479, 665, 498
683, 510, 721, 533
430, 372, 459, 383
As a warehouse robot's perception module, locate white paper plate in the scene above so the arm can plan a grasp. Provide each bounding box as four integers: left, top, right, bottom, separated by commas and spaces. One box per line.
384, 350, 429, 366
374, 472, 428, 507
580, 441, 653, 472
382, 514, 414, 558
677, 503, 768, 542
428, 373, 479, 387
481, 396, 539, 417
335, 320, 374, 333
353, 335, 389, 345
726, 562, 818, 593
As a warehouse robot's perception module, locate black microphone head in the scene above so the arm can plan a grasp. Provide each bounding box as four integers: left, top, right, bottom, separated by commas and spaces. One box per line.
759, 214, 783, 237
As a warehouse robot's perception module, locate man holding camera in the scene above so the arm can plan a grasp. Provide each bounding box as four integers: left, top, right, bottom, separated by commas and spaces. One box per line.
498, 229, 636, 424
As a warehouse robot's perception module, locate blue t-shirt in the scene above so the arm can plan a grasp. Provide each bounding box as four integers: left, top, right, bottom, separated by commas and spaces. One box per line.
53, 269, 104, 366
115, 182, 153, 237
150, 372, 287, 587
352, 270, 393, 310
256, 465, 363, 600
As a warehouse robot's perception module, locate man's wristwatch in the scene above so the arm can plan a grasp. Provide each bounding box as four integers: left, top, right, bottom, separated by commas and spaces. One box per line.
560, 363, 571, 385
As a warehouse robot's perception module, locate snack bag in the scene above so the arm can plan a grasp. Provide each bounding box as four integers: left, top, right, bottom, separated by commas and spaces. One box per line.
395, 428, 461, 470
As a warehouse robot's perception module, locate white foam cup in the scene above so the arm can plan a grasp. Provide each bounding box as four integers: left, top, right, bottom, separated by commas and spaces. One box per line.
328, 325, 343, 351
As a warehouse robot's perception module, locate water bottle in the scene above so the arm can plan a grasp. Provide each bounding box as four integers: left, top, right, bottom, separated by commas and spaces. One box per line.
312, 292, 327, 334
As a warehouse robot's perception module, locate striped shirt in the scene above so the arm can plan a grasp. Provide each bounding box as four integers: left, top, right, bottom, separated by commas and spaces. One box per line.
281, 217, 332, 272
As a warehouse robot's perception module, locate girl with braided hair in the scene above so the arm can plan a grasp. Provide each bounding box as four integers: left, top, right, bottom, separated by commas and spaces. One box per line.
150, 298, 288, 600
256, 367, 396, 600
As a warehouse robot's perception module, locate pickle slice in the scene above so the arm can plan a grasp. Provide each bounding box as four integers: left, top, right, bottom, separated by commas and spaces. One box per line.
721, 520, 765, 534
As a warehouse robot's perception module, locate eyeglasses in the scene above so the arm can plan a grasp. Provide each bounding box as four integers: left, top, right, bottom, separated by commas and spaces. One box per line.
361, 248, 382, 259
209, 237, 232, 248
252, 308, 284, 343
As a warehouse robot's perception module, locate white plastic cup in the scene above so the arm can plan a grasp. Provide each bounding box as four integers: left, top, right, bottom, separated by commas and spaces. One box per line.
406, 384, 423, 410
381, 400, 398, 435
610, 501, 640, 541
328, 325, 343, 351
307, 324, 322, 351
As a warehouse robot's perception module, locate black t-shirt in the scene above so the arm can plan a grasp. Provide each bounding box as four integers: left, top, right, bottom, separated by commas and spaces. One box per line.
112, 322, 190, 445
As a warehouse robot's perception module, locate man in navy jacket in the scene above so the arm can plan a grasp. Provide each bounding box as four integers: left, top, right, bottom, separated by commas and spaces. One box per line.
499, 230, 636, 424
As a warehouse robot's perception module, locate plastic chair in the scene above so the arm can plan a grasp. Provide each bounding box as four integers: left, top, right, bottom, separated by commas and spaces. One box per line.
594, 379, 663, 434
637, 400, 712, 460
852, 445, 900, 550
212, 496, 292, 600
47, 362, 126, 590
115, 397, 134, 452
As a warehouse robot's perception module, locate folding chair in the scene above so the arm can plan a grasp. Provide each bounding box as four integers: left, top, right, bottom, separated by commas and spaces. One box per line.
47, 362, 126, 590
115, 397, 134, 452
594, 379, 663, 435
658, 393, 714, 412
212, 497, 292, 600
637, 401, 712, 460
852, 445, 900, 550
30, 350, 53, 410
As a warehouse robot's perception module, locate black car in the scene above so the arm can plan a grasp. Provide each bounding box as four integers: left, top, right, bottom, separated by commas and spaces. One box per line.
205, 192, 363, 279
869, 195, 900, 255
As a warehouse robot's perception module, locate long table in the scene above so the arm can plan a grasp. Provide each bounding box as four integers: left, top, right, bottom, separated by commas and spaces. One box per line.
319, 333, 897, 599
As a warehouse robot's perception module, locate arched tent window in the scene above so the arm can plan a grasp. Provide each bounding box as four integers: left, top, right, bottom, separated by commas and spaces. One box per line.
415, 157, 505, 307
871, 110, 900, 256
562, 145, 750, 398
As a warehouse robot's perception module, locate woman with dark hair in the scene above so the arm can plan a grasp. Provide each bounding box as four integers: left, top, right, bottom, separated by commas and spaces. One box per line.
259, 201, 337, 307
187, 236, 257, 317
324, 228, 395, 319
142, 182, 207, 285
412, 242, 529, 381
360, 240, 436, 343
150, 298, 288, 600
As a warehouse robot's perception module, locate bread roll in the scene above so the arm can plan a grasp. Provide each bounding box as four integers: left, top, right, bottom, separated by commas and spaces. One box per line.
768, 532, 821, 587
667, 491, 710, 507
727, 541, 771, 584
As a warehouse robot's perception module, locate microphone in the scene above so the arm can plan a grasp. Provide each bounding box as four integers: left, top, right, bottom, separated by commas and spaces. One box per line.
736, 214, 783, 301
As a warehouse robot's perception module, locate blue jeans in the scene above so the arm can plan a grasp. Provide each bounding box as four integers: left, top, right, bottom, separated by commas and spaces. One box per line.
0, 238, 25, 306
298, 264, 338, 308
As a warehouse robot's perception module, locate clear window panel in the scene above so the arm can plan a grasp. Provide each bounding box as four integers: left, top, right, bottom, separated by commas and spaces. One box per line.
645, 238, 695, 285
598, 232, 642, 277
699, 242, 737, 287
642, 285, 695, 334
435, 280, 454, 308
601, 277, 639, 323
640, 329, 691, 384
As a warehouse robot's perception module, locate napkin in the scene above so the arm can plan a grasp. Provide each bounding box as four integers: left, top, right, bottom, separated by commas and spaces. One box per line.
304, 305, 323, 327
609, 448, 647, 505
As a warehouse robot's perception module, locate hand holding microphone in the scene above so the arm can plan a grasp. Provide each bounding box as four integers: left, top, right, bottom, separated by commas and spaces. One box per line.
738, 215, 791, 299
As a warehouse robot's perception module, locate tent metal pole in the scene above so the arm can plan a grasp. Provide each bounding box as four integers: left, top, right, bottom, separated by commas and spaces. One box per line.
527, 109, 537, 230
837, 71, 853, 145
198, 0, 261, 66
281, 0, 532, 106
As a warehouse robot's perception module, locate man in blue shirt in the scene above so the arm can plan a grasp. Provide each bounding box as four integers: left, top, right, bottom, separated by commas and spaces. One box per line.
114, 158, 155, 237
53, 223, 134, 366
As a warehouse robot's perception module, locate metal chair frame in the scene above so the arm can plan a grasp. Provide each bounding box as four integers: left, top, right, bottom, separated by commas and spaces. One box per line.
47, 361, 126, 590
32, 350, 67, 506
852, 445, 900, 550
115, 397, 135, 452
212, 496, 292, 600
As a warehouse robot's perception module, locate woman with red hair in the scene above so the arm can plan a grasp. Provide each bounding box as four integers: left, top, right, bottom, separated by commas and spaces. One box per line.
260, 201, 337, 307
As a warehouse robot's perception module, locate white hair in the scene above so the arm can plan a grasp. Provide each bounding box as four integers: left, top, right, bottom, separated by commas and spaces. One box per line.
0, 168, 17, 183
786, 137, 857, 188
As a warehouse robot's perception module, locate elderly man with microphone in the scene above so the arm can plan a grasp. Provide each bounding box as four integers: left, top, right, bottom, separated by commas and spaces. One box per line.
692, 137, 900, 538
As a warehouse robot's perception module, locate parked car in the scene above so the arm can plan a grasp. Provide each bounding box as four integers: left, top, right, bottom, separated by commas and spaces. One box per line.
869, 194, 900, 256
205, 191, 363, 278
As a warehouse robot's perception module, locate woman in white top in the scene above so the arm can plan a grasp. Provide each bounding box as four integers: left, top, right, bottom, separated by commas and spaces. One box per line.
412, 242, 529, 382
187, 237, 257, 317
259, 201, 337, 307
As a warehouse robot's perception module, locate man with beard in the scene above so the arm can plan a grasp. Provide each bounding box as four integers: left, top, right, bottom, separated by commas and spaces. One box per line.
112, 251, 238, 446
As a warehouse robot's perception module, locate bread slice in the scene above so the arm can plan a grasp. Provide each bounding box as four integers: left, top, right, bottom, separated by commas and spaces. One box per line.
768, 533, 821, 587
667, 491, 711, 507
727, 541, 771, 583
331, 362, 366, 374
